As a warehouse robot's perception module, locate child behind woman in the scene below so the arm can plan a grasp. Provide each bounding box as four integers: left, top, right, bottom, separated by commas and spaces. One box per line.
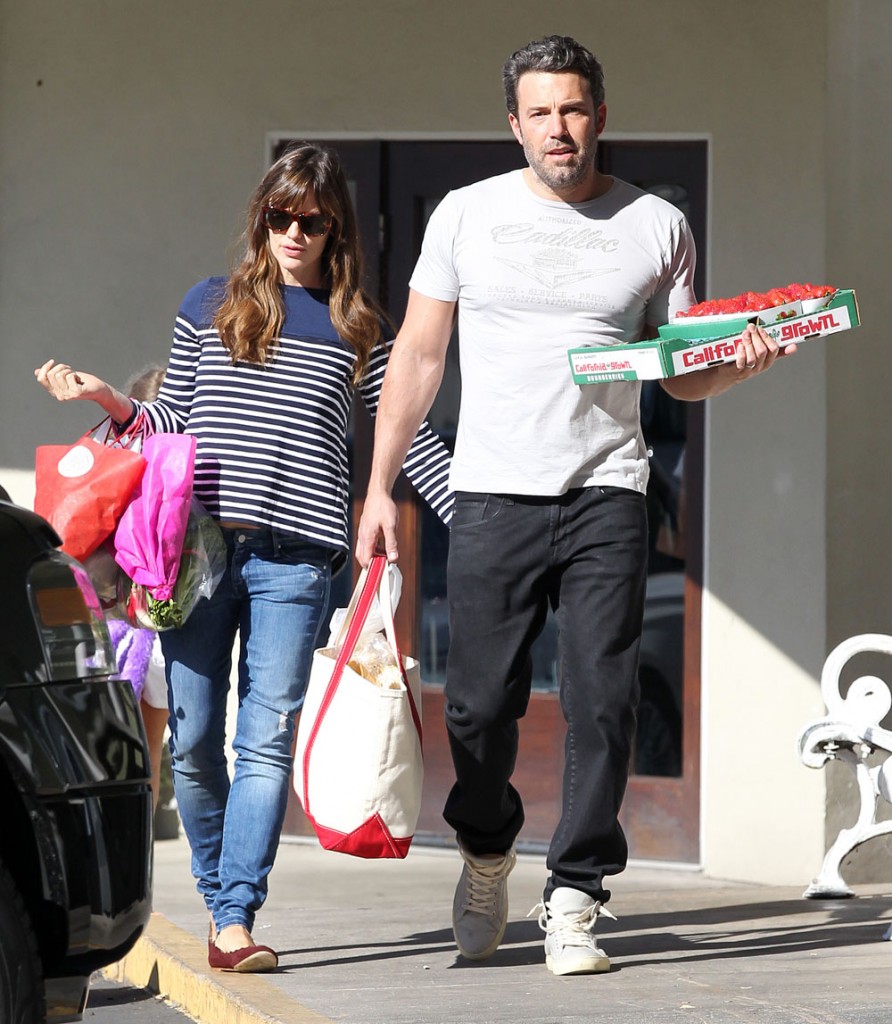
110, 364, 169, 810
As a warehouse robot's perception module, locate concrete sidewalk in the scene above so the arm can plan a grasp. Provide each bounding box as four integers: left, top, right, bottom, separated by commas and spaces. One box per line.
107, 834, 892, 1024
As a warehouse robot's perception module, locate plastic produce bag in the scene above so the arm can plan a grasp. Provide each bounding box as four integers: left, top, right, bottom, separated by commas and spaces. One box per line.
141, 500, 227, 629
327, 563, 402, 644
101, 499, 226, 631
326, 563, 403, 687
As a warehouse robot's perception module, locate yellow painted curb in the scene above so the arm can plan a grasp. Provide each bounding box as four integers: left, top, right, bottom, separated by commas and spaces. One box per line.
102, 913, 333, 1024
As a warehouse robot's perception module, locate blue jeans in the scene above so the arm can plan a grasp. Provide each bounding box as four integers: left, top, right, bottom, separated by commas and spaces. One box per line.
160, 527, 332, 933
443, 487, 648, 904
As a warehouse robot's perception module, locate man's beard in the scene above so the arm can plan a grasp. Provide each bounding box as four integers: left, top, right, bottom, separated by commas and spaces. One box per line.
522, 135, 597, 195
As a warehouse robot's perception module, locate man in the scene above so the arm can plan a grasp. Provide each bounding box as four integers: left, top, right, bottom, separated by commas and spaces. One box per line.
357, 35, 790, 976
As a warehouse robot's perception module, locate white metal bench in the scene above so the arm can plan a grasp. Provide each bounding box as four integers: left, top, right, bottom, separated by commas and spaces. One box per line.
797, 633, 892, 910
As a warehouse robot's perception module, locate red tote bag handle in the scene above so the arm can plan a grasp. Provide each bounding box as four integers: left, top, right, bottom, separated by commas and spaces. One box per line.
301, 554, 421, 819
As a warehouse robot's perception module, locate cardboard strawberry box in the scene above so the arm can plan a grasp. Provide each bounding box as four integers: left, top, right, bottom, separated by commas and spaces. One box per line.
568, 288, 859, 385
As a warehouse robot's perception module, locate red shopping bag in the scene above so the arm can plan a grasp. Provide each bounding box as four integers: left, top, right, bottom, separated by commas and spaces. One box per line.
34, 420, 147, 562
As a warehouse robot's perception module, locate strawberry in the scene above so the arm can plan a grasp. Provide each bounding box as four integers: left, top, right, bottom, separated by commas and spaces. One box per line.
677, 282, 836, 318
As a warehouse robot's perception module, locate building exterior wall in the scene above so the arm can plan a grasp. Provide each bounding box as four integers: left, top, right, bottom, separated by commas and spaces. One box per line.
823, 0, 892, 881
2, 0, 886, 886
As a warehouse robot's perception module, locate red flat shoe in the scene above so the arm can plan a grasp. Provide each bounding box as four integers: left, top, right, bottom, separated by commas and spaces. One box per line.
207, 939, 278, 972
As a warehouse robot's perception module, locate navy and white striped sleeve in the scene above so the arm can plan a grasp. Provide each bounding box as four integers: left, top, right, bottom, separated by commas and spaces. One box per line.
359, 340, 454, 526
132, 284, 207, 433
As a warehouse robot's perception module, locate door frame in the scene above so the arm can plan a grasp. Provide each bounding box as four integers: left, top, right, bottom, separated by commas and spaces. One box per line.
272, 130, 711, 866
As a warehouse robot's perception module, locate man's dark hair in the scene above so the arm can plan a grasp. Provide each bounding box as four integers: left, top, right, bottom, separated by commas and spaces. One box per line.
502, 35, 605, 117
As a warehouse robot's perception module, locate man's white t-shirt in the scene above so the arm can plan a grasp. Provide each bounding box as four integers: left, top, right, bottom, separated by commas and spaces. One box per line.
409, 170, 697, 496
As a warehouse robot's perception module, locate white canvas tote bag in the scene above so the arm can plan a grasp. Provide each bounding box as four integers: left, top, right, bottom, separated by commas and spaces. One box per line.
294, 554, 423, 858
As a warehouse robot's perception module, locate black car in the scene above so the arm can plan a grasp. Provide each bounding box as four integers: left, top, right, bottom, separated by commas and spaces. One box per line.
0, 488, 153, 1023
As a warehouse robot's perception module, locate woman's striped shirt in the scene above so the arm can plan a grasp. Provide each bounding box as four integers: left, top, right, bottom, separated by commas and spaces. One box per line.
135, 277, 453, 571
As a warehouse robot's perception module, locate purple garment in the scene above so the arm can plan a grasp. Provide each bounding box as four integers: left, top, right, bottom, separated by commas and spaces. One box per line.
108, 619, 155, 701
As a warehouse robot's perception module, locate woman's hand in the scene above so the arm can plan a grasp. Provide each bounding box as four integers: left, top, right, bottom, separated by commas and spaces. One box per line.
34, 359, 135, 422
35, 359, 107, 401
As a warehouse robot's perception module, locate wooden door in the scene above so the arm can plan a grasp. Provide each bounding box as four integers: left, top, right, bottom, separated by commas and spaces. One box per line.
282, 136, 706, 864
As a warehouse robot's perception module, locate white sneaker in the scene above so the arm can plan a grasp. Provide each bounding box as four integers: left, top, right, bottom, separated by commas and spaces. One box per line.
535, 887, 616, 976
452, 842, 517, 960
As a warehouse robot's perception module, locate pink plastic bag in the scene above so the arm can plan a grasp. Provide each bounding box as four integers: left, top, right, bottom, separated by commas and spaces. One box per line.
113, 433, 197, 601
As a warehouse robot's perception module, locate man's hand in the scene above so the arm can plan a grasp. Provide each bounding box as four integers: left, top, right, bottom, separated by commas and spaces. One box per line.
356, 490, 401, 567
661, 323, 797, 401
732, 322, 795, 376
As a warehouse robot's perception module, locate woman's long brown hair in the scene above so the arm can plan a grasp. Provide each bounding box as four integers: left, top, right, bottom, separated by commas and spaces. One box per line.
214, 143, 389, 384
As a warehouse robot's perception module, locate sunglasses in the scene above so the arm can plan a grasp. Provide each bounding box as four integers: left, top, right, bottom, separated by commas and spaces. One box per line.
262, 207, 332, 237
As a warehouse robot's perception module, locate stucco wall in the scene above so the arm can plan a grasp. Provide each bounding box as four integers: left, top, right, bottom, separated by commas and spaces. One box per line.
2, 0, 876, 886
822, 0, 892, 881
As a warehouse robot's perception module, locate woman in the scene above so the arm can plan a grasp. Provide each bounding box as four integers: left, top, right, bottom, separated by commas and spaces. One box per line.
35, 143, 453, 973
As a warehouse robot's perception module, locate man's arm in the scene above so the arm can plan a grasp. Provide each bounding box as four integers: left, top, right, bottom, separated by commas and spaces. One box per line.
660, 323, 797, 401
356, 290, 456, 566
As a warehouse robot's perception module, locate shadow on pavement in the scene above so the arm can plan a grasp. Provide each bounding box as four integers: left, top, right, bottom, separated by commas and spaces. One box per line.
272, 894, 892, 973
87, 978, 156, 1008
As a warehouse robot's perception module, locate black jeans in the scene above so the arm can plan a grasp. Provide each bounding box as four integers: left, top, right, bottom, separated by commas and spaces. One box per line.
443, 486, 648, 902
